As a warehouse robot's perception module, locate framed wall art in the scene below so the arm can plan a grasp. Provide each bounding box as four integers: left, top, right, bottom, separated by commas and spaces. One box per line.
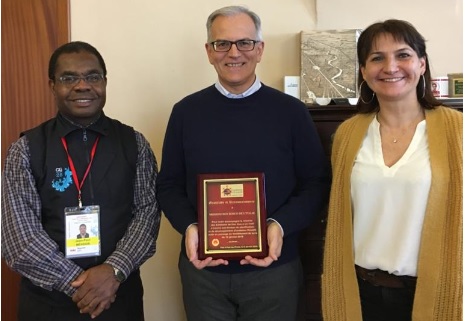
300, 29, 362, 103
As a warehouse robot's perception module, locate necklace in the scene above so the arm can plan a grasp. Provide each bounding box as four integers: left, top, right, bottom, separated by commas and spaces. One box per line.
377, 110, 423, 144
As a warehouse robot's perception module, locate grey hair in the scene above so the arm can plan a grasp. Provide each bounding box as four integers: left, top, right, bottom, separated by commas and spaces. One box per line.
206, 6, 263, 43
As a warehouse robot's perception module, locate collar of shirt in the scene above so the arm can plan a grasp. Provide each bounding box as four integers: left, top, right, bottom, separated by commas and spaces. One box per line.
215, 76, 262, 99
57, 112, 108, 137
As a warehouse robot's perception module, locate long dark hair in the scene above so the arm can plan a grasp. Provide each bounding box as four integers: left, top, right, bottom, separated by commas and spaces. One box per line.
356, 19, 441, 113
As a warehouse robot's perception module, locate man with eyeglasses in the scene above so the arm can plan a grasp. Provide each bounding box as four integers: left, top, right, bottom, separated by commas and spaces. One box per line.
157, 6, 330, 321
1, 41, 161, 321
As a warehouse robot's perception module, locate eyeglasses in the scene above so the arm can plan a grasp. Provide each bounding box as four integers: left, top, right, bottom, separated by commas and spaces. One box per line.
210, 39, 260, 52
57, 74, 105, 86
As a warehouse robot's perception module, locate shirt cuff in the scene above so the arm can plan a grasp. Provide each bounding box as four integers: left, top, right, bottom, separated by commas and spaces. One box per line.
185, 222, 198, 235
266, 218, 284, 237
56, 266, 83, 297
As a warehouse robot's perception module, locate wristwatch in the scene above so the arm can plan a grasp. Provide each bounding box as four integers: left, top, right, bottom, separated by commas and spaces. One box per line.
112, 266, 126, 283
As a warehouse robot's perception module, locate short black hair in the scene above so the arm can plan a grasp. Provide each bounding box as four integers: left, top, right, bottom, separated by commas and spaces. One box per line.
48, 41, 107, 80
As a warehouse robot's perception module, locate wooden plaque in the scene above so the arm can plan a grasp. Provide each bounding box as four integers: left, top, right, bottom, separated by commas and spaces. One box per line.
197, 172, 267, 260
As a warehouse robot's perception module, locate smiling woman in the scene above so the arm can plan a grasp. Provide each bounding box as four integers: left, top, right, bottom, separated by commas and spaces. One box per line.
322, 19, 463, 321
355, 20, 435, 113
360, 32, 425, 107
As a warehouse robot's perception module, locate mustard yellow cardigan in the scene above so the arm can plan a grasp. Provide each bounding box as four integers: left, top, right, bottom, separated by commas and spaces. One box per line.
322, 106, 463, 321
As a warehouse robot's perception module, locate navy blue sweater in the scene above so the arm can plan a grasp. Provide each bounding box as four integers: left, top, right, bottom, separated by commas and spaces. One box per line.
157, 84, 330, 273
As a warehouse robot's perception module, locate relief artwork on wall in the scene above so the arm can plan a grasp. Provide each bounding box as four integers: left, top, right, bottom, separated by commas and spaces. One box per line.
300, 29, 362, 103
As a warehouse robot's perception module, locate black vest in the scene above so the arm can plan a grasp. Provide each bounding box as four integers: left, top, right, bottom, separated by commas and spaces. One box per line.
23, 113, 138, 270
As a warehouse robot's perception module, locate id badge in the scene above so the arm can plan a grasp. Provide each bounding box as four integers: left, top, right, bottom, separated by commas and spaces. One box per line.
64, 205, 101, 259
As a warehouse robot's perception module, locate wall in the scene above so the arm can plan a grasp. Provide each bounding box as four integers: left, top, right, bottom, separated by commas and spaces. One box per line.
69, 1, 462, 320
70, 1, 316, 320
317, 0, 463, 78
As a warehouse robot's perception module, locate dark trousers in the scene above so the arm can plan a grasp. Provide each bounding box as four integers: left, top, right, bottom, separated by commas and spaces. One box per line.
18, 273, 144, 321
357, 275, 416, 321
179, 254, 304, 321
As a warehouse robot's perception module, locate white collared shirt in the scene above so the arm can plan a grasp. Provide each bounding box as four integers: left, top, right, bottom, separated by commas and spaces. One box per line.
215, 76, 262, 98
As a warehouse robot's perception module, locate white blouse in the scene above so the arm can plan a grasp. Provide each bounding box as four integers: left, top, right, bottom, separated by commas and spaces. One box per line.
351, 117, 431, 276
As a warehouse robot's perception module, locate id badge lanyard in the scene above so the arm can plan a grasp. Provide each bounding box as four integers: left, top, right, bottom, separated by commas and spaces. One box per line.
61, 136, 100, 207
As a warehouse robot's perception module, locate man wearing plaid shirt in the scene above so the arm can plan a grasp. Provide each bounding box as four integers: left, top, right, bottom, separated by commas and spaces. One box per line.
1, 41, 161, 321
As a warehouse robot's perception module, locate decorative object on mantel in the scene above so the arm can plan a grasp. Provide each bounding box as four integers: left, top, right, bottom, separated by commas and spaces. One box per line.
283, 76, 300, 99
315, 97, 331, 105
348, 97, 358, 105
300, 29, 362, 104
431, 76, 449, 98
448, 73, 463, 97
305, 98, 463, 111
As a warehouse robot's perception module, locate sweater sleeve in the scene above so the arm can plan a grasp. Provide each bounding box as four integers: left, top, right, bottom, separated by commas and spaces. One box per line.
157, 104, 198, 234
267, 105, 331, 236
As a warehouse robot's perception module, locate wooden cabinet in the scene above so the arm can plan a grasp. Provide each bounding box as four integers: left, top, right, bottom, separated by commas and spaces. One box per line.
298, 105, 356, 321
298, 100, 462, 321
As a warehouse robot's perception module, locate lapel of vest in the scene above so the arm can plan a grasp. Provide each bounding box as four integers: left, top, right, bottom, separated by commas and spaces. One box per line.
91, 135, 118, 191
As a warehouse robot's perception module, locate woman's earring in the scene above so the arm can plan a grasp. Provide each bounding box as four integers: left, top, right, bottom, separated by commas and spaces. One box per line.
359, 81, 375, 104
420, 74, 426, 99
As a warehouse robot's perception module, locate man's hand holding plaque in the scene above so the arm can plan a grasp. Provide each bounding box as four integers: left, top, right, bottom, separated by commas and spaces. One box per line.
185, 224, 229, 269
239, 221, 283, 267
